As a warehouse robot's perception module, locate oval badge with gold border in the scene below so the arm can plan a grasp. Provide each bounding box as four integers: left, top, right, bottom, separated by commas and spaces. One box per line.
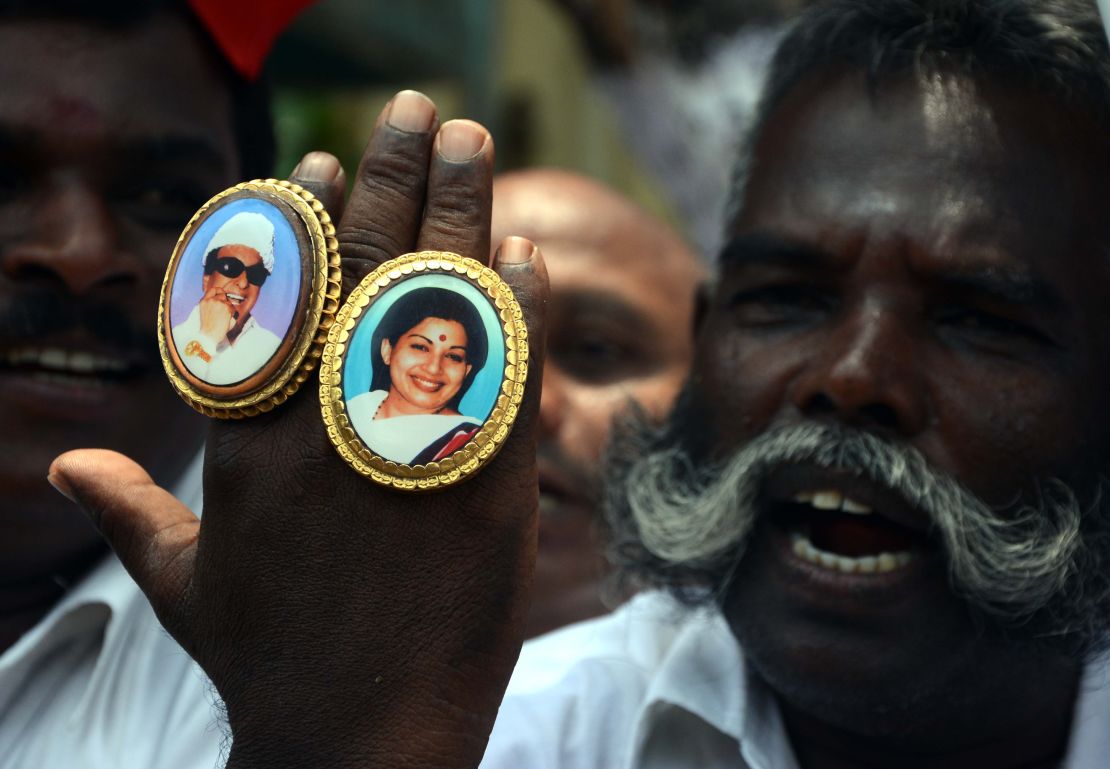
320, 251, 528, 490
158, 179, 341, 418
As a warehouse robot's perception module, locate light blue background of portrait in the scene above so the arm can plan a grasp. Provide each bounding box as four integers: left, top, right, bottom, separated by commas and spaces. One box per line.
343, 274, 505, 422
168, 197, 301, 339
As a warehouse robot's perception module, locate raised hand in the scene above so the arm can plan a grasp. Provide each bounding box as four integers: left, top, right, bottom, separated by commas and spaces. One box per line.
197, 285, 236, 342
49, 90, 547, 769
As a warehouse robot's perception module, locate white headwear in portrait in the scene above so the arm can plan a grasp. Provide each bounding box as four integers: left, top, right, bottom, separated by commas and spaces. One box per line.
206, 211, 276, 273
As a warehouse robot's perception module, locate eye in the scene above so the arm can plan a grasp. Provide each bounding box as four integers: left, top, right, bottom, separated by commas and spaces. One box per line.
113, 179, 208, 229
409, 342, 430, 352
934, 306, 1056, 351
552, 332, 638, 384
937, 308, 1044, 340
727, 283, 832, 327
446, 352, 466, 364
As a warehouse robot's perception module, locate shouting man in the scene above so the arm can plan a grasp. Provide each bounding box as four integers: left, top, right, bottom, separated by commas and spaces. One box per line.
485, 1, 1110, 767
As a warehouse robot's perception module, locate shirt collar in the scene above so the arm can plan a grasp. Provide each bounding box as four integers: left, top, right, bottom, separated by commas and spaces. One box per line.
629, 599, 800, 769
1064, 648, 1110, 768
629, 597, 1110, 769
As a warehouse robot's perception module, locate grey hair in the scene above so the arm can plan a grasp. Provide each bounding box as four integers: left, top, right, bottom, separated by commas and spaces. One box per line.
725, 0, 1110, 226
606, 416, 1110, 652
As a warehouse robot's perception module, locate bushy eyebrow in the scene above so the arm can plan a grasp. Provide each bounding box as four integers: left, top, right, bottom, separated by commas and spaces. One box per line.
934, 265, 1067, 313
556, 290, 655, 328
719, 233, 1068, 313
125, 134, 228, 170
0, 124, 227, 170
717, 233, 830, 270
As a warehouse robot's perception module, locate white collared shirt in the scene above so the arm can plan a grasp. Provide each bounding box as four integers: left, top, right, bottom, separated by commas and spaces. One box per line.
173, 306, 282, 386
483, 591, 1110, 769
0, 452, 225, 769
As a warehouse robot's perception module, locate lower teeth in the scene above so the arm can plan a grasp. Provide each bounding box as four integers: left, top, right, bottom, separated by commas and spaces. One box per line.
791, 531, 913, 574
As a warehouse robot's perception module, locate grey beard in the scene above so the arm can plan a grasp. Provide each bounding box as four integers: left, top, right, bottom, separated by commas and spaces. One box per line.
605, 417, 1110, 655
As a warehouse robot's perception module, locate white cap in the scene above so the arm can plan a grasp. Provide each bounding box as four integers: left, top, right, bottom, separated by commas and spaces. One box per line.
206, 212, 276, 273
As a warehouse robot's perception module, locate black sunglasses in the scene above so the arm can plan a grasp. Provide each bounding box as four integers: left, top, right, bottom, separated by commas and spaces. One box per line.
204, 254, 270, 287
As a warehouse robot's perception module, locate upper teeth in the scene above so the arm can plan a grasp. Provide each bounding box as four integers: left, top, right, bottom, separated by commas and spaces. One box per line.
793, 489, 872, 515
3, 347, 131, 374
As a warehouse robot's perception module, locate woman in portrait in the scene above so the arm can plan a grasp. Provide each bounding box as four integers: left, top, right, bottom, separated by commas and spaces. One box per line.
347, 287, 490, 464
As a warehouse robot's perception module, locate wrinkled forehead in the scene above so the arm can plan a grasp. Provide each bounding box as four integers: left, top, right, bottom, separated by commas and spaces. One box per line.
0, 14, 233, 155
732, 69, 1110, 277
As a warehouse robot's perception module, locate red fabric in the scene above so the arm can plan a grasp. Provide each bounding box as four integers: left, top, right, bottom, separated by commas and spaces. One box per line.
188, 0, 317, 81
431, 427, 481, 463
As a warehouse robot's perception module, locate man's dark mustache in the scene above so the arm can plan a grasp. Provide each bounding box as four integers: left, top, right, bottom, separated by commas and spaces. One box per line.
0, 290, 156, 353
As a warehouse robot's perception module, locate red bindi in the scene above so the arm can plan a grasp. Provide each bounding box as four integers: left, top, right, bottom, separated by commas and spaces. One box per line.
439, 334, 447, 341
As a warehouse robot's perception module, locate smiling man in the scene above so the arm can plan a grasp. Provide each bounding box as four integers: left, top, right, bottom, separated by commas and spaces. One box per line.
484, 1, 1110, 767
173, 211, 282, 384
0, 0, 274, 764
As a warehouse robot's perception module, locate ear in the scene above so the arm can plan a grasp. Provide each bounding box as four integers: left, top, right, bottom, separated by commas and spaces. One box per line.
380, 338, 392, 365
202, 273, 212, 292
464, 364, 472, 379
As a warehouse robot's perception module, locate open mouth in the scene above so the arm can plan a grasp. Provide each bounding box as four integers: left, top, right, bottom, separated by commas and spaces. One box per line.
0, 345, 146, 386
764, 468, 937, 577
225, 293, 246, 307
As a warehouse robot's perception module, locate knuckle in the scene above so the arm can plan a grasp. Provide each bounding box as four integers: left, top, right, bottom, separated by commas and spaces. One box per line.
338, 147, 431, 265
339, 226, 409, 271
352, 141, 428, 207
426, 176, 487, 228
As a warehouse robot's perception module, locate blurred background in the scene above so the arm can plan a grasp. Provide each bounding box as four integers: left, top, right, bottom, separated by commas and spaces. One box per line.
267, 0, 812, 258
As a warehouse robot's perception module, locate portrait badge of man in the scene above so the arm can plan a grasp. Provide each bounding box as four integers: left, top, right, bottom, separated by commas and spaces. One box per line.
166, 196, 303, 391
342, 275, 506, 466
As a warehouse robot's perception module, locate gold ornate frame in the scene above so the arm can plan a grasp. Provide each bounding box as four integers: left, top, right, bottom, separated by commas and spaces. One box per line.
158, 179, 341, 418
319, 251, 529, 490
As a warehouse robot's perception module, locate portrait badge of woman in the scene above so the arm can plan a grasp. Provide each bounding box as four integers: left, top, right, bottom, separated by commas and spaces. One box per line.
343, 279, 503, 466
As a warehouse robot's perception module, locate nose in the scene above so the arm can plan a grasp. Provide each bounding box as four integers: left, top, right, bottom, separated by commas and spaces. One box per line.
789, 304, 929, 436
538, 364, 568, 439
0, 177, 142, 294
424, 352, 443, 375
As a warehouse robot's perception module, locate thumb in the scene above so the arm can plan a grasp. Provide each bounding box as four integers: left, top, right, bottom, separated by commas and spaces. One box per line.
49, 449, 198, 634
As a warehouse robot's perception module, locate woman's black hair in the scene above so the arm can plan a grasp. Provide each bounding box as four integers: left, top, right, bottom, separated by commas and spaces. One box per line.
369, 287, 490, 413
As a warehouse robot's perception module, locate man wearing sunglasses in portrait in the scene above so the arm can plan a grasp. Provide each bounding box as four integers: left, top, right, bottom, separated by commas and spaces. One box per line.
173, 211, 282, 385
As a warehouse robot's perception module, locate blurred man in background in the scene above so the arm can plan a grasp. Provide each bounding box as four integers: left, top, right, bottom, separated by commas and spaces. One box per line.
491, 168, 704, 639
0, 1, 281, 764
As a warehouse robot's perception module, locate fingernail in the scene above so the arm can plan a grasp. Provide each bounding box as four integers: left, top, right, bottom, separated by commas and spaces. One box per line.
437, 120, 488, 162
387, 90, 436, 133
292, 151, 341, 183
498, 236, 536, 265
47, 472, 76, 504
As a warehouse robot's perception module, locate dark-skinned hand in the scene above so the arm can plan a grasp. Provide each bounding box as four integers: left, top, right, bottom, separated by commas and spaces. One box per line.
48, 90, 548, 769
